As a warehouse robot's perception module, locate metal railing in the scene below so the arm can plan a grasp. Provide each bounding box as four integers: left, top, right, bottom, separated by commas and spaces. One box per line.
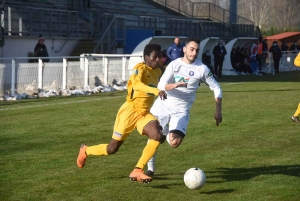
153, 0, 253, 24
0, 54, 143, 96
1, 53, 299, 97
93, 14, 126, 53
3, 6, 82, 37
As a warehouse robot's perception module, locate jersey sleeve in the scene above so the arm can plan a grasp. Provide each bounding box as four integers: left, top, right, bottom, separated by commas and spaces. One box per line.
200, 66, 222, 98
157, 61, 175, 90
131, 65, 160, 96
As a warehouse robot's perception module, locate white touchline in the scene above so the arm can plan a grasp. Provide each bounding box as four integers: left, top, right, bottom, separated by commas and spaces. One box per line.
0, 96, 124, 111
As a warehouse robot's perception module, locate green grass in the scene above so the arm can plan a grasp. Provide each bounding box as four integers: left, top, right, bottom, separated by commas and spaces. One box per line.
1, 71, 300, 201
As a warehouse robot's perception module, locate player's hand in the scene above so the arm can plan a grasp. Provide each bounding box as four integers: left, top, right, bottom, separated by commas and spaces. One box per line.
176, 82, 188, 88
214, 111, 222, 126
158, 90, 167, 100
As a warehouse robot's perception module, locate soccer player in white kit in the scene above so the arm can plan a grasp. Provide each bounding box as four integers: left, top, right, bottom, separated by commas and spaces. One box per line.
145, 37, 223, 176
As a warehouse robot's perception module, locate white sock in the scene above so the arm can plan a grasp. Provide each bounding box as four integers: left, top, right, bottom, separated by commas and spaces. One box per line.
163, 125, 171, 145
166, 132, 170, 144
146, 138, 156, 172
147, 126, 170, 172
147, 152, 156, 172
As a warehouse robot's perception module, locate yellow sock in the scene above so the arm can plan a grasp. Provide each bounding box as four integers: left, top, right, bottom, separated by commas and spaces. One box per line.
86, 144, 108, 156
135, 139, 160, 169
293, 103, 300, 117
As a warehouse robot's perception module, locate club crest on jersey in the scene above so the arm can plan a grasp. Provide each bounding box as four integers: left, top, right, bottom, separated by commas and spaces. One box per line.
133, 69, 139, 75
174, 75, 190, 83
189, 71, 194, 76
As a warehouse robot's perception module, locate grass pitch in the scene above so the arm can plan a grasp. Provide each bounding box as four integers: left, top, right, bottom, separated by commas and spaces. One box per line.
1, 71, 300, 201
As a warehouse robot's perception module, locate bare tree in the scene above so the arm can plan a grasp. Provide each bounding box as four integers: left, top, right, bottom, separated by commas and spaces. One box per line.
271, 0, 300, 29
237, 0, 272, 29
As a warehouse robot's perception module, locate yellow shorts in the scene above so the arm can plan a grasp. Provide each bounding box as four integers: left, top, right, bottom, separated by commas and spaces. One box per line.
112, 102, 157, 141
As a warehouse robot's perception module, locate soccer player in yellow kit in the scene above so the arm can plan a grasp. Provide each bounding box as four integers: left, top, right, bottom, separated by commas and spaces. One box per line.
77, 44, 167, 183
292, 53, 300, 122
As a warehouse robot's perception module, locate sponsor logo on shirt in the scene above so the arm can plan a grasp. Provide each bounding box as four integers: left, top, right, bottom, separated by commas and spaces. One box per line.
174, 75, 190, 83
208, 72, 213, 77
113, 131, 123, 139
133, 69, 139, 75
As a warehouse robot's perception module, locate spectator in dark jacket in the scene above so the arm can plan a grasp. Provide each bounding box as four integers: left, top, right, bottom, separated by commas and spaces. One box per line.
261, 39, 268, 68
269, 41, 282, 74
166, 37, 184, 61
213, 40, 227, 78
202, 49, 212, 72
289, 40, 300, 53
281, 41, 289, 53
34, 35, 49, 63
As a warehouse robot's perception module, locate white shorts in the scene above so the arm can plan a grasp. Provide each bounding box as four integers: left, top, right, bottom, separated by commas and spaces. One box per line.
150, 99, 190, 135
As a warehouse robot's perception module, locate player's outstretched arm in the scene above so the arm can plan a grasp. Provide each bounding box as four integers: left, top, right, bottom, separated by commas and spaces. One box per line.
164, 82, 187, 91
214, 97, 222, 126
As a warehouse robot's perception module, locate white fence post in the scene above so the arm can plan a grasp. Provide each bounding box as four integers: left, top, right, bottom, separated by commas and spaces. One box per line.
84, 57, 89, 87
104, 57, 108, 85
8, 7, 11, 36
19, 16, 22, 36
1, 8, 4, 28
38, 59, 43, 89
122, 56, 126, 81
62, 58, 67, 89
11, 58, 16, 96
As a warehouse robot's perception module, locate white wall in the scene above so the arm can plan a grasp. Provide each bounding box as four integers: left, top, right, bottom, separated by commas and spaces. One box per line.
1, 36, 78, 59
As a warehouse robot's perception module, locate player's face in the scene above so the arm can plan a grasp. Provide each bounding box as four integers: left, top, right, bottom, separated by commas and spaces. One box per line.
183, 41, 199, 64
144, 50, 160, 69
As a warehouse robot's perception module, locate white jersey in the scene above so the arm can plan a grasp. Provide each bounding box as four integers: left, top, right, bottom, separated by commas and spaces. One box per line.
156, 58, 222, 111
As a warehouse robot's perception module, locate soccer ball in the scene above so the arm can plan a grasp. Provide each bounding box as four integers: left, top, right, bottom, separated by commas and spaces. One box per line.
184, 168, 206, 189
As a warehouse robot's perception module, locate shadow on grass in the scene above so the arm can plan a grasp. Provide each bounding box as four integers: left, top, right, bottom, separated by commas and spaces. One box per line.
207, 165, 300, 182
201, 189, 235, 194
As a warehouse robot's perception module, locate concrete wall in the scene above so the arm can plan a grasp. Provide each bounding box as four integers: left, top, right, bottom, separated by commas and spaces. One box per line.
0, 36, 78, 59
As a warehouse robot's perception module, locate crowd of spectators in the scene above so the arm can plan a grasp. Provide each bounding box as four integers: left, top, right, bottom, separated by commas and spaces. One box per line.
160, 37, 299, 76
230, 38, 300, 75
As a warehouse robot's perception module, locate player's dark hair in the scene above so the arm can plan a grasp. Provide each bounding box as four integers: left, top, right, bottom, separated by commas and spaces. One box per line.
185, 37, 200, 46
144, 44, 161, 57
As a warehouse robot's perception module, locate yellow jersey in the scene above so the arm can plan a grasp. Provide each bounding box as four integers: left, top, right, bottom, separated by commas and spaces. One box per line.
126, 62, 161, 112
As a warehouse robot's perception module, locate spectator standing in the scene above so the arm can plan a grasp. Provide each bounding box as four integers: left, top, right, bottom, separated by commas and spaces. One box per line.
281, 41, 289, 53
202, 49, 213, 72
34, 35, 49, 63
256, 39, 263, 72
212, 40, 227, 78
159, 50, 169, 73
262, 38, 268, 68
269, 41, 282, 74
166, 37, 184, 61
230, 48, 242, 74
289, 40, 300, 53
250, 42, 261, 75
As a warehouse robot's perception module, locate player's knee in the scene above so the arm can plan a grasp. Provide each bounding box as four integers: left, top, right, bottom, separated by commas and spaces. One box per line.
170, 141, 180, 148
159, 134, 166, 144
150, 133, 161, 141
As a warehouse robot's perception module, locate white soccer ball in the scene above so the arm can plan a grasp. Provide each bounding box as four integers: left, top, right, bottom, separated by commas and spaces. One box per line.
184, 167, 206, 189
